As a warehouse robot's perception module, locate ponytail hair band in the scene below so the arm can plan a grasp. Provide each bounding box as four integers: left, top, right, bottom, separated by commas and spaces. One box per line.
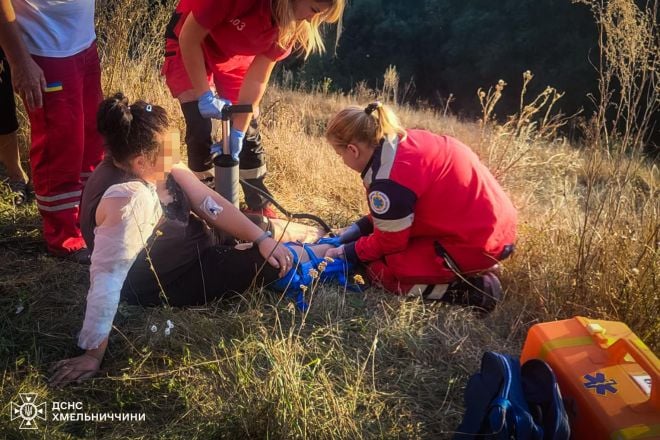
128, 104, 152, 112
364, 101, 382, 115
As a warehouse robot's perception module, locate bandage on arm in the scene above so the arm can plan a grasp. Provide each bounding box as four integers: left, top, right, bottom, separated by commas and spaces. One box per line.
169, 163, 264, 242
78, 183, 162, 350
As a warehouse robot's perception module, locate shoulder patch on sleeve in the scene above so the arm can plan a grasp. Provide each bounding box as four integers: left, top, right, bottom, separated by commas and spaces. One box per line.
368, 191, 390, 215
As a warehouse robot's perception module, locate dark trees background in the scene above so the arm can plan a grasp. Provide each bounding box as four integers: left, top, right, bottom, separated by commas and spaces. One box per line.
282, 0, 600, 119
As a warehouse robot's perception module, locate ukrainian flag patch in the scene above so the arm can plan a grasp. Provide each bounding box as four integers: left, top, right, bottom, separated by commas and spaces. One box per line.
45, 82, 63, 92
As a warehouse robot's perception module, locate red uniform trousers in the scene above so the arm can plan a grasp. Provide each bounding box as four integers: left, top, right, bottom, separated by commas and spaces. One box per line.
162, 45, 246, 104
27, 42, 104, 254
366, 237, 505, 295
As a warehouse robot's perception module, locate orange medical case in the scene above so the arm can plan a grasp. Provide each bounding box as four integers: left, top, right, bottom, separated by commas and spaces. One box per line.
520, 316, 659, 440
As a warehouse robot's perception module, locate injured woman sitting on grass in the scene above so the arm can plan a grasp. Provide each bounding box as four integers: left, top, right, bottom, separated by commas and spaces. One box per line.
49, 93, 354, 387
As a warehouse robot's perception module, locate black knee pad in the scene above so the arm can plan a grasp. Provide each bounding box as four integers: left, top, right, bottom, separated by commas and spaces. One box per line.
239, 117, 265, 169
180, 101, 212, 172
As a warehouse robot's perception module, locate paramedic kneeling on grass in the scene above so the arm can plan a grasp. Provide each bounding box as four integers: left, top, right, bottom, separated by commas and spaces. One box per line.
322, 102, 518, 313
49, 93, 342, 386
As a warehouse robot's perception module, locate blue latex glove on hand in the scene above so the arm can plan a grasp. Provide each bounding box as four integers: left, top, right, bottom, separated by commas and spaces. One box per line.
317, 223, 362, 247
317, 236, 343, 247
229, 127, 245, 161
209, 128, 245, 160
210, 142, 222, 156
198, 90, 230, 119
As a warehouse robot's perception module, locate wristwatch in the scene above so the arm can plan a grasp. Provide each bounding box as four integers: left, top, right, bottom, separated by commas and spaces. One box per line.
253, 230, 272, 245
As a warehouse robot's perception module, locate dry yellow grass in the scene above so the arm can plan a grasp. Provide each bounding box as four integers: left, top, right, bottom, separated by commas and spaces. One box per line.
0, 0, 657, 438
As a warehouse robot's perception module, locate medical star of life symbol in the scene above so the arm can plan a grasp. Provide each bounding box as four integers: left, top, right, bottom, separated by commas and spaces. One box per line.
368, 191, 390, 214
583, 372, 618, 396
10, 393, 47, 429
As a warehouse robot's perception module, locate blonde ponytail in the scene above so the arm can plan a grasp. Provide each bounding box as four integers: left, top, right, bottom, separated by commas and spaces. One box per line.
326, 102, 407, 150
272, 0, 345, 58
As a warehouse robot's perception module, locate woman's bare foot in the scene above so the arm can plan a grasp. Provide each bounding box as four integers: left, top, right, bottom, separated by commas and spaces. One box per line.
270, 218, 325, 244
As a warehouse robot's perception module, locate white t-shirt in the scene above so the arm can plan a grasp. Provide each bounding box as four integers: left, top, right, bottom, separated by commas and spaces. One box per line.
13, 0, 96, 57
78, 182, 162, 350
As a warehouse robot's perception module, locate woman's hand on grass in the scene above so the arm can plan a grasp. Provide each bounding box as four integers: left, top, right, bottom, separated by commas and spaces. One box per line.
49, 353, 102, 387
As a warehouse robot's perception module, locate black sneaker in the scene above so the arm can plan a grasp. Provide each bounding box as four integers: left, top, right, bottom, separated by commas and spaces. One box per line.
442, 272, 503, 315
7, 180, 29, 206
200, 176, 215, 189
242, 203, 279, 219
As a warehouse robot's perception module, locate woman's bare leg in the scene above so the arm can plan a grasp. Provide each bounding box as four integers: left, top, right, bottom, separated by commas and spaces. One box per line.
0, 131, 28, 182
270, 218, 324, 244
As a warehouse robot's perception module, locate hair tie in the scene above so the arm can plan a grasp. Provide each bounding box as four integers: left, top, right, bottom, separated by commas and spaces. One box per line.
364, 101, 382, 115
146, 104, 153, 112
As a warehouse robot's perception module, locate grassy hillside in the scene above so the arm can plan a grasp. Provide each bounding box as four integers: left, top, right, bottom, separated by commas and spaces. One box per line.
1, 0, 657, 438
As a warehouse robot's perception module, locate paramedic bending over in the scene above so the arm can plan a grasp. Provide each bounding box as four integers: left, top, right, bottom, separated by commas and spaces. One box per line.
162, 0, 344, 218
322, 102, 518, 313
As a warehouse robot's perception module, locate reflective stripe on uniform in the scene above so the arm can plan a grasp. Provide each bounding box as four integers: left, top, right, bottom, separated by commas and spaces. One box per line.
375, 136, 399, 180
373, 214, 414, 232
35, 190, 82, 202
37, 201, 80, 212
407, 284, 427, 298
363, 167, 374, 187
408, 284, 448, 299
239, 164, 267, 180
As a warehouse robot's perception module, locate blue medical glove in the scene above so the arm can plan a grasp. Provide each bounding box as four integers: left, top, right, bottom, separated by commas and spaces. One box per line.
198, 91, 230, 119
229, 127, 245, 161
317, 223, 362, 247
210, 142, 222, 156
317, 236, 343, 247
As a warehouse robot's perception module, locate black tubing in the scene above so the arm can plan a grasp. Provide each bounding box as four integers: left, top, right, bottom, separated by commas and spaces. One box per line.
239, 178, 334, 234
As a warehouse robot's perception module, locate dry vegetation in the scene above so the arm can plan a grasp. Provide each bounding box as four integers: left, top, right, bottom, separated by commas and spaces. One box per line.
0, 0, 657, 438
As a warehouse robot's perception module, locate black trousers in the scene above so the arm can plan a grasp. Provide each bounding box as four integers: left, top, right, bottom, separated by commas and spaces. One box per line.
180, 101, 273, 209
121, 245, 280, 307
0, 48, 19, 135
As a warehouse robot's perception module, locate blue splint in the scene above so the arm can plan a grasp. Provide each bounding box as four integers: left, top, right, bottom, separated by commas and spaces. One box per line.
269, 242, 362, 311
303, 243, 354, 288
270, 243, 315, 311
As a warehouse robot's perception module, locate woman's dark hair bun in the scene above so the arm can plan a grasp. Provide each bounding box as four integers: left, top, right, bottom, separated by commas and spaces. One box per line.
97, 92, 132, 142
97, 91, 170, 164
